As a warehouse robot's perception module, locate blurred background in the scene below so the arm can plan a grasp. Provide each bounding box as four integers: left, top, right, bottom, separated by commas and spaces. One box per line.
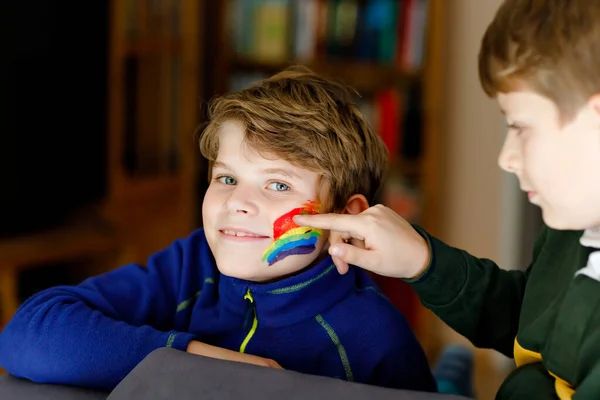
1, 0, 543, 397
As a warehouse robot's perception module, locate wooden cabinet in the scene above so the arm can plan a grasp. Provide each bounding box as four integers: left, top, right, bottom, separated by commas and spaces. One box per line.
101, 0, 203, 263
0, 1, 204, 331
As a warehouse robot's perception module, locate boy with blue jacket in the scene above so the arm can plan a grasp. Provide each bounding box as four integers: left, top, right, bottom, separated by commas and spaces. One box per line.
0, 67, 437, 393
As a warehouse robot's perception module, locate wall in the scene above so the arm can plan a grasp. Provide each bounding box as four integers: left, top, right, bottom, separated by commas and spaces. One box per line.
436, 1, 526, 396
440, 0, 523, 270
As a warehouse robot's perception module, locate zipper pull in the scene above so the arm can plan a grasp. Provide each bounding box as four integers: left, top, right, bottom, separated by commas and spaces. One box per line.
244, 288, 254, 303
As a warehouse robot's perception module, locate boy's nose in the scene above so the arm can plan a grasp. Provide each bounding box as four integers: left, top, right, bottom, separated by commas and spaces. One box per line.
226, 187, 259, 216
498, 134, 522, 174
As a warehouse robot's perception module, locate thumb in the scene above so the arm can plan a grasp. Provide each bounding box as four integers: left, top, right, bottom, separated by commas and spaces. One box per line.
329, 243, 376, 272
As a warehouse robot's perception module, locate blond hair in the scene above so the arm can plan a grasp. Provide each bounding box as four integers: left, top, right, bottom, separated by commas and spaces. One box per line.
199, 66, 388, 211
478, 0, 600, 122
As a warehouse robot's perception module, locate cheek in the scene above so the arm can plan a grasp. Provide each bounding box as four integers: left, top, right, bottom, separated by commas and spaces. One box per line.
522, 137, 550, 181
202, 186, 221, 224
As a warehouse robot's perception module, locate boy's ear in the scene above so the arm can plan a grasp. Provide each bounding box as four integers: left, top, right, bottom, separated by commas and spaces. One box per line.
342, 194, 369, 215
591, 94, 600, 118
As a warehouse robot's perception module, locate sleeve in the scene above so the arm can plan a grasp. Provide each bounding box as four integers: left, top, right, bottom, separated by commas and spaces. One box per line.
405, 225, 549, 357
0, 236, 202, 391
572, 274, 600, 399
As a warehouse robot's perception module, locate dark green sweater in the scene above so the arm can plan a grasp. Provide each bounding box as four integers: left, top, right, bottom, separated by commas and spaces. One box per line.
411, 226, 600, 399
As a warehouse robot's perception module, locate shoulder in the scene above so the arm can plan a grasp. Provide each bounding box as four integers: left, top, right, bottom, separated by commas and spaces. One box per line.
327, 277, 418, 349
161, 228, 211, 258
146, 228, 216, 276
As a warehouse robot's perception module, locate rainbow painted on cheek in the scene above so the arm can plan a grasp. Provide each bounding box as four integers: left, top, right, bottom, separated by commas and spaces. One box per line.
261, 201, 322, 266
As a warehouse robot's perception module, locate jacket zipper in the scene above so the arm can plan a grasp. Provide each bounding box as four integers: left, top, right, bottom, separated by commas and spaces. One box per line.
239, 288, 257, 353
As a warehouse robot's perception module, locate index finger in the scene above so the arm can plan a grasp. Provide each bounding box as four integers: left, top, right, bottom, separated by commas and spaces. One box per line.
293, 213, 365, 236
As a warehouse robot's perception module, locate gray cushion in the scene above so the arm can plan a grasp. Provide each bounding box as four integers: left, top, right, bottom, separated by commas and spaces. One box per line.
108, 348, 468, 400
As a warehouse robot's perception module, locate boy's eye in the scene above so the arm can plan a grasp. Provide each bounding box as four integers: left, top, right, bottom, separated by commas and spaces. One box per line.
507, 123, 524, 135
267, 182, 290, 192
217, 176, 237, 185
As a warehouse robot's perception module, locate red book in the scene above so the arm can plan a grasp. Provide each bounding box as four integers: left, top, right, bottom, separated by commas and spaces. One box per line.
376, 89, 402, 160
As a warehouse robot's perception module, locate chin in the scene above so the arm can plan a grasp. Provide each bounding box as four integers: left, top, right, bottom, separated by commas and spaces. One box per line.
541, 209, 595, 231
216, 261, 258, 280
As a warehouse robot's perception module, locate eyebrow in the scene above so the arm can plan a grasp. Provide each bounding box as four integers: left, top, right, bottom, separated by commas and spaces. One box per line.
213, 161, 230, 170
261, 168, 301, 180
213, 161, 301, 180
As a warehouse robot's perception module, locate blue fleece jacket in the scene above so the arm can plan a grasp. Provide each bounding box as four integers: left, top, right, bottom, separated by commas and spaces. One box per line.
0, 229, 436, 392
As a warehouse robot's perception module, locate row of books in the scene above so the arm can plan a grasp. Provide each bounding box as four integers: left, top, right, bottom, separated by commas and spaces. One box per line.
228, 0, 430, 70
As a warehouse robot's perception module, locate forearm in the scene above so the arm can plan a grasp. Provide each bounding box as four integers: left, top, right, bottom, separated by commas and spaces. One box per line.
0, 289, 194, 391
409, 232, 527, 357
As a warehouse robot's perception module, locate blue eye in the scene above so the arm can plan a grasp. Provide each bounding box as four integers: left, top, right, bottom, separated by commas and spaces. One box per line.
217, 176, 237, 185
268, 182, 290, 191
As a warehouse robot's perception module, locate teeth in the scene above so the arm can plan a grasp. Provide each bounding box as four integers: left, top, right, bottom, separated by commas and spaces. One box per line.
223, 230, 260, 237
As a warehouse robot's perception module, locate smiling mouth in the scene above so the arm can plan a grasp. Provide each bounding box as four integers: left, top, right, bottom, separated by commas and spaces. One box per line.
220, 229, 270, 239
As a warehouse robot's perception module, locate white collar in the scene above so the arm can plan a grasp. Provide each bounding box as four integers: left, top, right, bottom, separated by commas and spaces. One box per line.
580, 227, 600, 249
576, 228, 600, 282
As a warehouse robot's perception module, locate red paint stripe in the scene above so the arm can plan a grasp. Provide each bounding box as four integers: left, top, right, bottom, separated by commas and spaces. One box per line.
272, 201, 320, 240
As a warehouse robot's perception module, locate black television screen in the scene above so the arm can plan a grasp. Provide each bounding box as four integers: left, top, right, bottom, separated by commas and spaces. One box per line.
1, 2, 108, 237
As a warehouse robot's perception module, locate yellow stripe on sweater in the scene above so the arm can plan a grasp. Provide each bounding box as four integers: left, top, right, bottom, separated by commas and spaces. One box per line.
514, 338, 574, 399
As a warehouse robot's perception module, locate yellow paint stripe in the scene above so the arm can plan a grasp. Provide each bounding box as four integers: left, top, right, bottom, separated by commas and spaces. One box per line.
279, 226, 317, 238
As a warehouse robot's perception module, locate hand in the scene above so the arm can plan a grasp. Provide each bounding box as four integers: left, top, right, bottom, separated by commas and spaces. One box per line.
186, 340, 283, 369
293, 204, 430, 279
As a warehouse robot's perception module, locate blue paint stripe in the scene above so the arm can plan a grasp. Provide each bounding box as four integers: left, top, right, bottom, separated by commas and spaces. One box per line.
266, 237, 318, 264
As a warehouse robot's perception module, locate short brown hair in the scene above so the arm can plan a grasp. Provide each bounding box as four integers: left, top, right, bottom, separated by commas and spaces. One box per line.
478, 0, 600, 122
199, 66, 388, 211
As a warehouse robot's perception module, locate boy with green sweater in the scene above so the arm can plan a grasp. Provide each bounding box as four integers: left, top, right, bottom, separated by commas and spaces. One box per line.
295, 0, 600, 398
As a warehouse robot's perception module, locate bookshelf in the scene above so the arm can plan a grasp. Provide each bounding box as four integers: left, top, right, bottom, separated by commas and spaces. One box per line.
203, 0, 446, 357
101, 0, 203, 263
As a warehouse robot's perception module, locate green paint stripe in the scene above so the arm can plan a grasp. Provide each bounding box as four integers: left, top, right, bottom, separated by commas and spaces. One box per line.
262, 231, 321, 261
175, 278, 215, 313
316, 314, 354, 382
267, 264, 335, 294
166, 333, 176, 348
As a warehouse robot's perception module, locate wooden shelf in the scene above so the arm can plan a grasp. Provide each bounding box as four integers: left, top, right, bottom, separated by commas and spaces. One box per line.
0, 224, 119, 269
0, 222, 123, 328
230, 57, 421, 93
124, 39, 182, 56
115, 174, 182, 200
